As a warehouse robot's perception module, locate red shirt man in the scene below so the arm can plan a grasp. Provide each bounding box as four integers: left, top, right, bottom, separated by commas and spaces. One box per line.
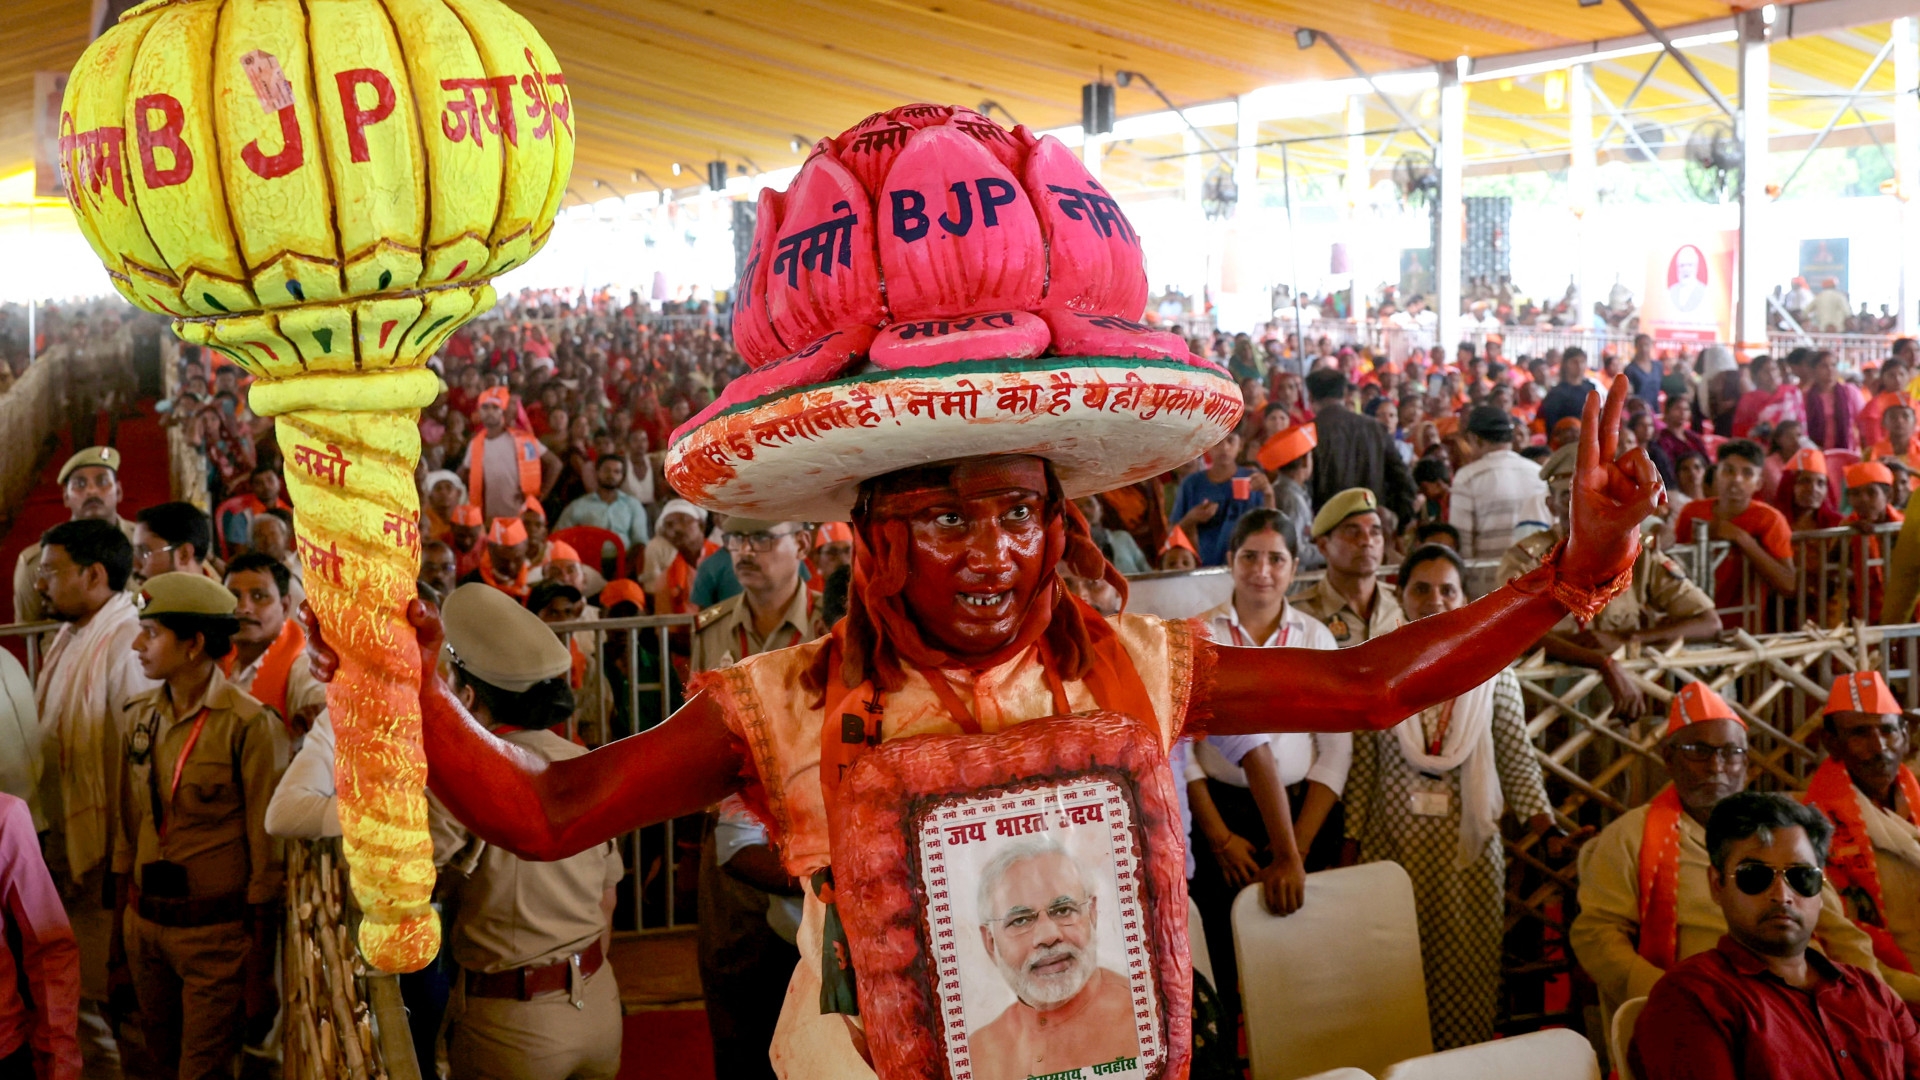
1672, 440, 1795, 629
1636, 791, 1920, 1080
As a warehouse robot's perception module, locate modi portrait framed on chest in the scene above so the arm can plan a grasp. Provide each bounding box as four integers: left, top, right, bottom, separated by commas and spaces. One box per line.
832, 712, 1191, 1080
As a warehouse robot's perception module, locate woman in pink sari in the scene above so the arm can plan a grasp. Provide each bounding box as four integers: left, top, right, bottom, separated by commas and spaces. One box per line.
1732, 354, 1805, 439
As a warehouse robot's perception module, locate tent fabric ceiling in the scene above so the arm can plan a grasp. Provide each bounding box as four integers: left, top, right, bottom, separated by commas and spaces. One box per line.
0, 0, 1880, 204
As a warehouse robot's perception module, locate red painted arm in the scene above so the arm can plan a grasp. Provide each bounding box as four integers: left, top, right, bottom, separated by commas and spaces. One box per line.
306, 602, 747, 863
1210, 376, 1663, 736
1207, 584, 1566, 734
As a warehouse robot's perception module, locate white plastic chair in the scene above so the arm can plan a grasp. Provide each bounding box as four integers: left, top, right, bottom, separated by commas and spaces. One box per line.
1610, 997, 1648, 1080
1187, 895, 1214, 988
1295, 1071, 1377, 1080
1380, 1028, 1601, 1080
1234, 862, 1432, 1080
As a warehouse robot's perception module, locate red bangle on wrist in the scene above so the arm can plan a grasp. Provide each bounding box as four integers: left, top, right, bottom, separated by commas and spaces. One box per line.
1511, 539, 1637, 626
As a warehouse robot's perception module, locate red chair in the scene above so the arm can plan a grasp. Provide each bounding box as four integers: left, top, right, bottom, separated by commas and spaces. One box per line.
551, 526, 625, 580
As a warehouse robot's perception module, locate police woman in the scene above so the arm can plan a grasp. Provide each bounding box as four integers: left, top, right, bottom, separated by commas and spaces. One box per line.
113, 573, 285, 1080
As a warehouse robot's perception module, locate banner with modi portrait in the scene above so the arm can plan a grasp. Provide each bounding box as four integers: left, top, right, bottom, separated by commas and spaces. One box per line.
1641, 231, 1736, 344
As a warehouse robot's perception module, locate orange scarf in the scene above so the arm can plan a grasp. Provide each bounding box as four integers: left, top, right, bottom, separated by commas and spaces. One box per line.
815, 602, 1157, 831
1804, 757, 1920, 974
1636, 785, 1685, 971
222, 618, 307, 726
478, 558, 530, 600
659, 541, 719, 615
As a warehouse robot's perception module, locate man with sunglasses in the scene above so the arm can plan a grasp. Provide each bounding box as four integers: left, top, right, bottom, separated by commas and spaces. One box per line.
691, 517, 815, 1080
1571, 684, 1916, 1033
1636, 792, 1920, 1080
1804, 671, 1920, 978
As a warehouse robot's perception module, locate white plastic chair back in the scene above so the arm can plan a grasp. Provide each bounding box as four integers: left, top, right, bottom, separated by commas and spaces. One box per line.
1188, 895, 1214, 988
1380, 1028, 1601, 1080
1295, 1070, 1377, 1080
1610, 997, 1648, 1080
1234, 862, 1431, 1080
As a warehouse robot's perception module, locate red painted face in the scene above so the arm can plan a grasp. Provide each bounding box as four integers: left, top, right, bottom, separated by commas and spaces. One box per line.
899, 485, 1051, 657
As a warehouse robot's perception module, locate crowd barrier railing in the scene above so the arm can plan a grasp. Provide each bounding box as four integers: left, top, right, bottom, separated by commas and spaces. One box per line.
468, 307, 724, 339
542, 612, 699, 935
1671, 519, 1905, 634
1289, 319, 1896, 373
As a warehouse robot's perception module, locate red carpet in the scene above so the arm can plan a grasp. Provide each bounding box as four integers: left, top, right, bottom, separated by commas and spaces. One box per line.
620, 1008, 715, 1080
0, 402, 171, 652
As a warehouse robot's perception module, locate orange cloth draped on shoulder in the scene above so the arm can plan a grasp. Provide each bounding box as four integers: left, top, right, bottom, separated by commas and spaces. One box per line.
655, 540, 719, 616
220, 618, 306, 729
1804, 757, 1920, 975
1638, 682, 1745, 970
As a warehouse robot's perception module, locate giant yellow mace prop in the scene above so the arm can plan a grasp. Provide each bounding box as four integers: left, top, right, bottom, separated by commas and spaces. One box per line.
60, 0, 573, 972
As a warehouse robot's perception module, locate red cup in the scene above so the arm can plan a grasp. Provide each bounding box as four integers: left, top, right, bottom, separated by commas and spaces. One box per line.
1232, 476, 1252, 501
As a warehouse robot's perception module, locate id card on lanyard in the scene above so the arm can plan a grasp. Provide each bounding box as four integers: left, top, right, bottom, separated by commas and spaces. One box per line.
150, 707, 212, 843
1227, 620, 1292, 648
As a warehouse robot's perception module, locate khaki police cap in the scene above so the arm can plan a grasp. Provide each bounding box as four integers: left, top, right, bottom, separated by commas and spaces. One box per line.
1539, 443, 1580, 487
442, 583, 570, 693
720, 517, 792, 535
58, 446, 121, 485
138, 572, 238, 618
1311, 488, 1380, 538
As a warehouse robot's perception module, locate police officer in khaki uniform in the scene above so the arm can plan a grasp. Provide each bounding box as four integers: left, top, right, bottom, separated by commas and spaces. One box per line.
13, 446, 136, 623
690, 518, 814, 1080
1295, 488, 1405, 646
432, 584, 623, 1080
690, 518, 818, 671
111, 573, 285, 1080
1496, 444, 1720, 715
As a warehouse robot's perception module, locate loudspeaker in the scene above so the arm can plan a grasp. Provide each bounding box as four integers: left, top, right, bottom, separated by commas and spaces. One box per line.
1082, 82, 1116, 136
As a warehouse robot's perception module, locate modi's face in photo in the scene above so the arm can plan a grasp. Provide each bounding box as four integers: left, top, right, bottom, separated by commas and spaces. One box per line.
978, 847, 1098, 1010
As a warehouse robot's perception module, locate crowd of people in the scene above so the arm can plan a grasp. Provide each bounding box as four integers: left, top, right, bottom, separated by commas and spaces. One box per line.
7, 285, 1920, 1079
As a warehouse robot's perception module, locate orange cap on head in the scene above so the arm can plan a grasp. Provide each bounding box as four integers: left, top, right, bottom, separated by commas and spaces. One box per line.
1667, 682, 1743, 735
816, 522, 854, 545
450, 504, 483, 528
1845, 461, 1895, 489
1162, 526, 1197, 555
487, 517, 528, 546
477, 386, 511, 411
1552, 417, 1581, 436
1784, 447, 1828, 475
1257, 423, 1318, 473
547, 539, 579, 562
1823, 671, 1902, 716
598, 578, 647, 612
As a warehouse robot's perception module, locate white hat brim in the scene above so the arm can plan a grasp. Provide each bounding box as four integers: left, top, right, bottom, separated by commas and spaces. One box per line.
666, 356, 1243, 521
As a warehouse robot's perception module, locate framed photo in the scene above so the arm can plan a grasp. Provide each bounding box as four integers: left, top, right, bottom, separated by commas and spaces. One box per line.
834, 712, 1190, 1080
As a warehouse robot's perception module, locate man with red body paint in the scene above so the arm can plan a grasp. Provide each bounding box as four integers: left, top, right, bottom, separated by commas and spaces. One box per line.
307, 381, 1659, 1078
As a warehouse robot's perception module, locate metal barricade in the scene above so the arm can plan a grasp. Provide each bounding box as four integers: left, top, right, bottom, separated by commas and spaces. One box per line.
1767, 331, 1894, 371
544, 612, 700, 934
1678, 519, 1904, 635
0, 621, 56, 680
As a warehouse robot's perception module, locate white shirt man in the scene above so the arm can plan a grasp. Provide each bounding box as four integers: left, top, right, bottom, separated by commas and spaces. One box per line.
1450, 407, 1550, 558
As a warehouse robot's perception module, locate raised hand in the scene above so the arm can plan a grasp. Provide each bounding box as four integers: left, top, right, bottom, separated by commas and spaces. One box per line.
1563, 376, 1664, 588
